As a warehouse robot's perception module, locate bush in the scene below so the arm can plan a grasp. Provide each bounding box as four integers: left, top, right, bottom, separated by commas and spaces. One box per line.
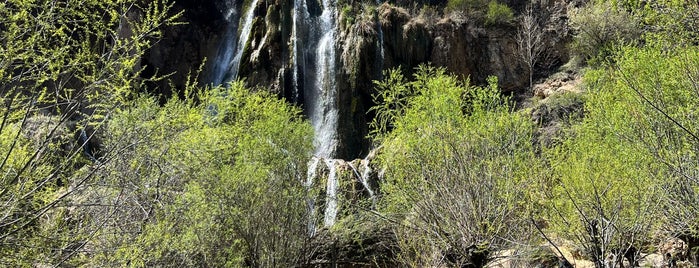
0, 0, 178, 265
485, 1, 513, 26
373, 66, 538, 267
609, 45, 699, 260
540, 45, 696, 266
569, 1, 641, 64
79, 82, 314, 267
445, 0, 488, 14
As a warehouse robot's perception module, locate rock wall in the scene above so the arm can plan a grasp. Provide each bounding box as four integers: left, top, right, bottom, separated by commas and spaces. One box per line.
143, 0, 574, 158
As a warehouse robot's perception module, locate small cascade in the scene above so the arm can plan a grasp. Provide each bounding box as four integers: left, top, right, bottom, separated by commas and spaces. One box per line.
228, 0, 260, 81
375, 0, 385, 78
306, 157, 321, 235
347, 159, 376, 208
210, 3, 239, 85
291, 0, 308, 103
211, 0, 259, 85
323, 159, 339, 227
359, 159, 377, 207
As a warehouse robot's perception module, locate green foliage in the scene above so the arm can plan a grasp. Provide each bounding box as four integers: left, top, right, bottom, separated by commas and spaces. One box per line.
373, 66, 538, 266
341, 4, 355, 29
569, 1, 641, 64
445, 0, 512, 27
0, 0, 180, 265
484, 1, 513, 26
87, 82, 314, 267
369, 68, 413, 140
446, 0, 487, 13
604, 44, 699, 240
540, 43, 699, 264
639, 0, 699, 45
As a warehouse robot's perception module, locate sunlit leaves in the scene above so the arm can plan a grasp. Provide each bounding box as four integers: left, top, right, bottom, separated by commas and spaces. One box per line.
373, 66, 537, 266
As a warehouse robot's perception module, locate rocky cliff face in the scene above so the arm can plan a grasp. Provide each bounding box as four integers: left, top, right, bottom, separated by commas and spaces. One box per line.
144, 0, 574, 158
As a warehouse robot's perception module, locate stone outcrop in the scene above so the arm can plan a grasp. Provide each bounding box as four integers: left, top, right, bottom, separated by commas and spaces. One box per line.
236, 0, 294, 96
379, 4, 432, 72
430, 15, 527, 90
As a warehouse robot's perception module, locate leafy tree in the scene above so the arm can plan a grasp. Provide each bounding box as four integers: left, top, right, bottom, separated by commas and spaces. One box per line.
543, 40, 699, 267
87, 82, 314, 267
608, 44, 699, 264
373, 66, 538, 267
0, 0, 179, 266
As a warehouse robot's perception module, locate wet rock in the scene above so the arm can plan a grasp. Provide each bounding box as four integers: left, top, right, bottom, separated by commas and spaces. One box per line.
306, 155, 380, 230
143, 0, 225, 97
304, 215, 398, 268
379, 4, 432, 71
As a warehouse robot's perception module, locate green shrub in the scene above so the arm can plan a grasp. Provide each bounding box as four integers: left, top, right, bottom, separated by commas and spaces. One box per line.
485, 1, 513, 26
90, 82, 314, 267
373, 66, 538, 267
445, 0, 487, 13
340, 4, 355, 29
0, 0, 179, 265
569, 1, 641, 64
540, 44, 699, 265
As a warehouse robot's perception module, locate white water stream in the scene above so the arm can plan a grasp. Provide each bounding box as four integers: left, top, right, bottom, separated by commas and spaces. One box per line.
211, 0, 259, 85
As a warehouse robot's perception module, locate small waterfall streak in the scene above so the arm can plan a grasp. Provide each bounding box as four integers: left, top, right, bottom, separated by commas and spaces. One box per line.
211, 4, 239, 85
228, 0, 260, 82
360, 160, 377, 207
291, 0, 308, 103
348, 160, 376, 208
323, 159, 339, 227
375, 0, 385, 77
306, 157, 321, 235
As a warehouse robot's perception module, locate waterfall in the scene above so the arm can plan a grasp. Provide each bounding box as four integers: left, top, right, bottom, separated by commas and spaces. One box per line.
310, 0, 339, 159
211, 0, 259, 85
210, 3, 239, 85
293, 0, 339, 159
291, 0, 308, 103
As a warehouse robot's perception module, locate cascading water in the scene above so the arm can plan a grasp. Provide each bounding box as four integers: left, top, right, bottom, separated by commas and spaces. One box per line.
293, 0, 387, 230
210, 3, 239, 85
291, 0, 308, 103
308, 0, 339, 159
359, 159, 376, 207
294, 0, 342, 229
306, 157, 321, 235
323, 159, 339, 227
292, 0, 340, 158
211, 0, 259, 85
228, 0, 259, 81
348, 159, 377, 208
